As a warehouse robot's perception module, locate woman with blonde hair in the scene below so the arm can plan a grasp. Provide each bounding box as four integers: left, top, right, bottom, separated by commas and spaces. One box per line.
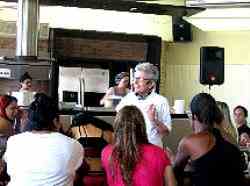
216, 101, 238, 145
102, 105, 176, 186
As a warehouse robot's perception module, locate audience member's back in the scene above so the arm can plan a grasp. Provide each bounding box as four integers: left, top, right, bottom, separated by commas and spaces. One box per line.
71, 113, 113, 186
3, 93, 83, 186
102, 105, 176, 186
4, 132, 83, 186
173, 93, 244, 186
190, 129, 244, 186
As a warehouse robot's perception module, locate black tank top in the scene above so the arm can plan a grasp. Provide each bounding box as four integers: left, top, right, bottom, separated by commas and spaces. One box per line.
190, 129, 244, 186
77, 126, 108, 157
72, 113, 112, 157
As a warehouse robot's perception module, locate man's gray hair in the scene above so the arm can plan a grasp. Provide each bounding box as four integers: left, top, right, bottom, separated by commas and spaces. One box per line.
135, 62, 159, 82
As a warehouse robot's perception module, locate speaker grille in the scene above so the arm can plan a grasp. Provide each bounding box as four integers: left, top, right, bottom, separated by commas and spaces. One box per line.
200, 47, 224, 85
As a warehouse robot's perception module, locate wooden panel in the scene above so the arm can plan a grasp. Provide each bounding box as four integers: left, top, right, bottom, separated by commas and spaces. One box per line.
54, 37, 147, 61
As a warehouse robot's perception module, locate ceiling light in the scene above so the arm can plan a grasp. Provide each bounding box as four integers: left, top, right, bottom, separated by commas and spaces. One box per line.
184, 7, 250, 31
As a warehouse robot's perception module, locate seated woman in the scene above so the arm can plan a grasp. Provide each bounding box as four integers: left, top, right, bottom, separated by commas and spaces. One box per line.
216, 101, 238, 145
100, 72, 129, 107
3, 93, 83, 186
71, 113, 113, 186
173, 93, 245, 186
0, 95, 18, 185
0, 95, 18, 157
101, 105, 176, 186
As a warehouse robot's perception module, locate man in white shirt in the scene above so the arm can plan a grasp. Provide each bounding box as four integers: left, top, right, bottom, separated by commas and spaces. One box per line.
116, 62, 171, 147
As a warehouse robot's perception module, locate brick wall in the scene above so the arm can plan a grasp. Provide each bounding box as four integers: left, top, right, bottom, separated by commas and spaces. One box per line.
0, 37, 49, 53
0, 35, 148, 61
54, 37, 147, 61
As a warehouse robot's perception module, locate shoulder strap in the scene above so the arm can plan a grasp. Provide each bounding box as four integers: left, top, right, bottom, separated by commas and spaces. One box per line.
100, 129, 105, 138
82, 126, 88, 138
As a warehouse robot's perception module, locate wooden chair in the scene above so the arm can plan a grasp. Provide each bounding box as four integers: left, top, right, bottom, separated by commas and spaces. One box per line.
79, 147, 107, 186
162, 118, 192, 154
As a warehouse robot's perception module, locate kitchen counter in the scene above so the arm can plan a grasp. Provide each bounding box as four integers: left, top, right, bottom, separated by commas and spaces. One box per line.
59, 106, 116, 116
59, 107, 189, 134
59, 106, 188, 118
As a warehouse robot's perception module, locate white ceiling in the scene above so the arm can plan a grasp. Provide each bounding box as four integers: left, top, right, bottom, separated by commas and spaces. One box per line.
1, 0, 250, 32
184, 7, 250, 31
0, 1, 173, 41
0, 0, 185, 23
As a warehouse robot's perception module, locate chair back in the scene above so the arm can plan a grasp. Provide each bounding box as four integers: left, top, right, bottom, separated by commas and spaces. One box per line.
163, 118, 192, 154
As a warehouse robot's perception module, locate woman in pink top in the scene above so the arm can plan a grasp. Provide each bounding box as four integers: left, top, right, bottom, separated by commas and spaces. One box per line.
101, 105, 176, 186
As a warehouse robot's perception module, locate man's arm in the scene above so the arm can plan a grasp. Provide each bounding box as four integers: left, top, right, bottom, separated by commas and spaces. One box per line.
154, 119, 170, 136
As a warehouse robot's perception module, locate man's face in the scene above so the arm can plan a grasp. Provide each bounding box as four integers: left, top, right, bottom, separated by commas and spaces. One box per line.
133, 71, 153, 95
234, 108, 246, 126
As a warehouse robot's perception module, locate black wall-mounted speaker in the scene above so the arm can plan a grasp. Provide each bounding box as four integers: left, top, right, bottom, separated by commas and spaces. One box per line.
173, 20, 192, 42
200, 46, 224, 85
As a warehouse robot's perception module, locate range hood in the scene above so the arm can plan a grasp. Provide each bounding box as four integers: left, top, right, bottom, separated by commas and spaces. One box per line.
16, 0, 39, 58
0, 0, 51, 81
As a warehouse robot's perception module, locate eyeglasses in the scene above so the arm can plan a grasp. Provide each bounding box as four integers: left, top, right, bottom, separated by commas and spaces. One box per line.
134, 77, 152, 81
134, 77, 153, 85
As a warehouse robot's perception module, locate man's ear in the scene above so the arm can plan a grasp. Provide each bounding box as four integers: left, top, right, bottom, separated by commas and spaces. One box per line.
147, 81, 155, 90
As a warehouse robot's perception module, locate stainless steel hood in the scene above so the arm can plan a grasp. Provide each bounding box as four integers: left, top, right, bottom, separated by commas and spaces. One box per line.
16, 0, 39, 58
0, 0, 51, 81
0, 59, 51, 80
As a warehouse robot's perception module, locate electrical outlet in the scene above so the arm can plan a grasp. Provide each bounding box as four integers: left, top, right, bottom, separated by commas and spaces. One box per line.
0, 68, 11, 78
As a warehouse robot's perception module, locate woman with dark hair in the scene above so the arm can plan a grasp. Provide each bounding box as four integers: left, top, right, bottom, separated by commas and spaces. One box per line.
0, 95, 18, 156
100, 72, 129, 107
3, 93, 83, 186
71, 113, 113, 186
71, 113, 113, 147
0, 95, 18, 186
19, 72, 32, 92
173, 93, 244, 186
102, 105, 176, 186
